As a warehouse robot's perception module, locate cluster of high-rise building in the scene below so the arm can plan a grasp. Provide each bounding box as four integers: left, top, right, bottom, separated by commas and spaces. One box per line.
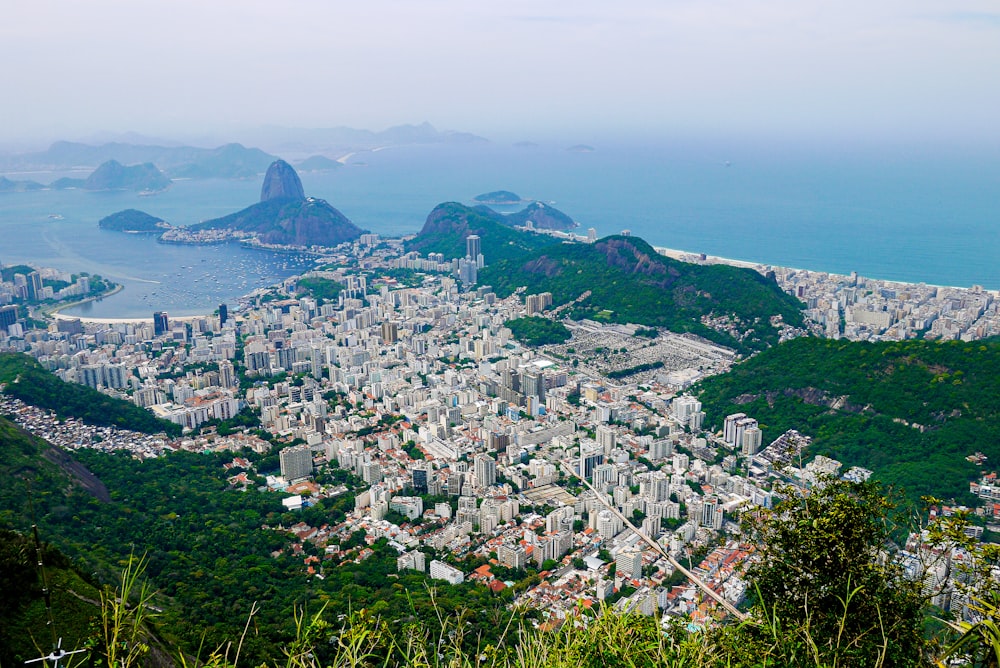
1, 233, 994, 628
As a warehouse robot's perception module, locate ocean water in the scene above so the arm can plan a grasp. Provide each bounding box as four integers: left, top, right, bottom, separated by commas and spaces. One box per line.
2, 140, 999, 318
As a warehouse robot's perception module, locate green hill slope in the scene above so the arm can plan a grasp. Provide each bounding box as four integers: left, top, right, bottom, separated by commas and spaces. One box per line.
0, 528, 102, 666
98, 209, 171, 233
694, 336, 1000, 501
190, 197, 364, 246
0, 353, 181, 436
404, 202, 560, 263
481, 235, 804, 352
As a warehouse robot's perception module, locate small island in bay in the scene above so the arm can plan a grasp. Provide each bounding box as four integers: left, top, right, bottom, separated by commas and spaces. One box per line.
473, 190, 524, 205
98, 209, 173, 233
296, 155, 344, 172
566, 144, 595, 153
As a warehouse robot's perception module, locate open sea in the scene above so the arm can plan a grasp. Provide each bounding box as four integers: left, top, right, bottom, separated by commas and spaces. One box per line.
2, 139, 998, 318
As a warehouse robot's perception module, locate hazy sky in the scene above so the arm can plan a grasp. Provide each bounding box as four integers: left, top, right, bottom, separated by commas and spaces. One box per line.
2, 0, 999, 145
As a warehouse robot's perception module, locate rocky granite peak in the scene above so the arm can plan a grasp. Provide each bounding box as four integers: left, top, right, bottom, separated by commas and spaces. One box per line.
260, 159, 305, 202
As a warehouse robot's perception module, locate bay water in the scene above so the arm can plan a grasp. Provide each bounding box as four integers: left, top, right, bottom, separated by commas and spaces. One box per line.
1, 139, 997, 318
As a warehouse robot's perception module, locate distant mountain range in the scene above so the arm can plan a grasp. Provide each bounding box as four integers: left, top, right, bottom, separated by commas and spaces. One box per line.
0, 141, 276, 179
233, 121, 487, 154
0, 123, 488, 183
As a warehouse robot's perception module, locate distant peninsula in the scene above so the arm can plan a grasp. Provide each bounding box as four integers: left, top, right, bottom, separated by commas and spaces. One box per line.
1, 141, 276, 180
296, 155, 343, 171
473, 190, 524, 205
98, 209, 172, 233
51, 160, 171, 193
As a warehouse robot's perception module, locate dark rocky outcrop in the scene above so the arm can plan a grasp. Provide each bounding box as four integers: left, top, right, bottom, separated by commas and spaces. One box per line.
260, 159, 305, 201
190, 160, 363, 246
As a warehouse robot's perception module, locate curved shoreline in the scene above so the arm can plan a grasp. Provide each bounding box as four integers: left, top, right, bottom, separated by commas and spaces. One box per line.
44, 283, 125, 318
48, 285, 213, 323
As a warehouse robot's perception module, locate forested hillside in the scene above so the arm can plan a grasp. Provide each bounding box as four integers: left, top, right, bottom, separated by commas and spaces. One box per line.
695, 336, 1000, 502
0, 353, 181, 436
481, 235, 804, 353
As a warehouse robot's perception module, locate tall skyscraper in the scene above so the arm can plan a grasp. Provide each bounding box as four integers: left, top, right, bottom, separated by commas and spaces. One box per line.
465, 234, 481, 262
381, 321, 398, 344
0, 305, 17, 332
218, 303, 228, 326
474, 454, 497, 488
26, 271, 43, 301
280, 444, 313, 481
412, 467, 429, 494
153, 311, 169, 337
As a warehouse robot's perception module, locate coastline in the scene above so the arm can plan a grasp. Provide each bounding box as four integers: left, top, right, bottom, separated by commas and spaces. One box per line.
49, 285, 214, 323
650, 245, 997, 295
42, 283, 125, 318
25, 233, 996, 324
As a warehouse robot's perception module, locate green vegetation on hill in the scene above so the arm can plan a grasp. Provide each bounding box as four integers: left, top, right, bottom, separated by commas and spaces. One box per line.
502, 201, 576, 231
694, 336, 1000, 502
98, 209, 170, 233
0, 529, 102, 666
404, 202, 559, 263
190, 197, 363, 247
0, 353, 181, 437
481, 235, 804, 353
1, 264, 35, 281
297, 276, 344, 303
1, 446, 517, 664
0, 415, 110, 529
506, 316, 571, 346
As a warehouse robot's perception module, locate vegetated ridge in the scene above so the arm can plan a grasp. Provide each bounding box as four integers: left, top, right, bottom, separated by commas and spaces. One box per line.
2, 141, 277, 179
481, 235, 804, 353
0, 353, 181, 437
694, 336, 1000, 502
189, 160, 364, 246
98, 209, 172, 233
404, 202, 560, 263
